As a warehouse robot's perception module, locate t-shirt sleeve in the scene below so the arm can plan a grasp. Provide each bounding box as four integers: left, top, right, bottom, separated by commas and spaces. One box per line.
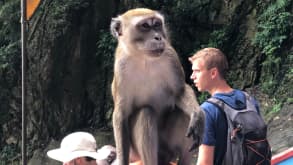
201, 103, 217, 146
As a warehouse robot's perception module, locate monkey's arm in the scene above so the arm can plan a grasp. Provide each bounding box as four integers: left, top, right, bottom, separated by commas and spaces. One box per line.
176, 84, 205, 151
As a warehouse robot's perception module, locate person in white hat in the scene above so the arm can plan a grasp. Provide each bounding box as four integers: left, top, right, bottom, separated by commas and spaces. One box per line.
95, 145, 177, 165
96, 145, 118, 165
47, 132, 100, 165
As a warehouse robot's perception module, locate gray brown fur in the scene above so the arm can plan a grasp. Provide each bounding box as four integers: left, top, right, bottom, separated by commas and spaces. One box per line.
110, 8, 205, 165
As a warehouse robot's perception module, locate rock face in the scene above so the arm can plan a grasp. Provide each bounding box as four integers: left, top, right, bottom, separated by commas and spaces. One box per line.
24, 0, 116, 145
0, 0, 292, 164
267, 103, 293, 154
1, 0, 117, 159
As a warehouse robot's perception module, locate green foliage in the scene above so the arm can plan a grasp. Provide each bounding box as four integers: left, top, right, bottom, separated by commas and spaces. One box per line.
261, 76, 278, 94
0, 144, 19, 165
96, 30, 116, 57
253, 11, 291, 56
48, 0, 90, 37
0, 2, 20, 155
287, 97, 293, 104
0, 42, 19, 70
253, 0, 292, 95
0, 0, 20, 71
166, 0, 208, 55
171, 0, 204, 19
265, 97, 282, 115
50, 0, 89, 18
272, 102, 282, 113
96, 30, 117, 69
274, 53, 293, 102
197, 92, 210, 104
0, 0, 20, 42
287, 65, 293, 80
205, 28, 228, 48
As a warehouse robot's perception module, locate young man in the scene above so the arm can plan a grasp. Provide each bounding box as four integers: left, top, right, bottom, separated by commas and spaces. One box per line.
189, 48, 260, 165
47, 132, 100, 165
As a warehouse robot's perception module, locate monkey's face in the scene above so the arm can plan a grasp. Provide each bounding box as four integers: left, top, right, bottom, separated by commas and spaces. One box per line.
111, 9, 168, 55
128, 16, 166, 54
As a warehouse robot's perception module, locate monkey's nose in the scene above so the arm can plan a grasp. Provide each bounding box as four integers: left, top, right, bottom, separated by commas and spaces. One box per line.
154, 36, 161, 41
154, 33, 162, 41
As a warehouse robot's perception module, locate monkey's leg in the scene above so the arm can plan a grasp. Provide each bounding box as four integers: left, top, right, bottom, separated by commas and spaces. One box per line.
177, 146, 193, 165
132, 107, 158, 165
160, 109, 194, 165
113, 109, 130, 165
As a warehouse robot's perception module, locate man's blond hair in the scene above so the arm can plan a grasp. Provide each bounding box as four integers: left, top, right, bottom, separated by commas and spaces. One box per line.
189, 47, 228, 79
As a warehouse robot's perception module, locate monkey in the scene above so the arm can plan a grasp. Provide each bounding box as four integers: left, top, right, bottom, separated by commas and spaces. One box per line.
110, 8, 205, 165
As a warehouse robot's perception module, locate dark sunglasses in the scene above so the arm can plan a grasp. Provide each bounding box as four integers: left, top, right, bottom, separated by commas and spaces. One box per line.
85, 156, 96, 162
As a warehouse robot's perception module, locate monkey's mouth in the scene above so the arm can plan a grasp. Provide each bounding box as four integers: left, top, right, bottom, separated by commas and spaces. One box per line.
151, 48, 164, 54
147, 42, 165, 54
142, 48, 164, 55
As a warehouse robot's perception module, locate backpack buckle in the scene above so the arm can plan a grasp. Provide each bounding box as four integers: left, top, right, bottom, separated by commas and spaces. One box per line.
231, 124, 242, 142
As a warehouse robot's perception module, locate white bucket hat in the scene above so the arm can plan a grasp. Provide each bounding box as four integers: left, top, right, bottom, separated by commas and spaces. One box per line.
47, 132, 100, 162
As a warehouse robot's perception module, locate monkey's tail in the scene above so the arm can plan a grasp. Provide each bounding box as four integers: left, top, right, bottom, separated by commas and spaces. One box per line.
132, 107, 158, 165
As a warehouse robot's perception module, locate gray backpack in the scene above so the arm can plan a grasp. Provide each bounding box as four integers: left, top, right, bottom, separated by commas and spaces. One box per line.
207, 92, 271, 165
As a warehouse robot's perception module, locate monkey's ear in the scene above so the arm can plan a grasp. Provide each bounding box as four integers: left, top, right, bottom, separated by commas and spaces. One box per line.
110, 17, 122, 38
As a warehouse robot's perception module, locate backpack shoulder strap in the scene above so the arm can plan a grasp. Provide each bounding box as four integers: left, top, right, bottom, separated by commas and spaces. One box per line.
242, 91, 261, 114
206, 97, 225, 110
206, 97, 243, 165
206, 97, 240, 121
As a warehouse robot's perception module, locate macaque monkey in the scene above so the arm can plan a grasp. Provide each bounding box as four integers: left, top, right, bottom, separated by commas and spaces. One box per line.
110, 8, 205, 165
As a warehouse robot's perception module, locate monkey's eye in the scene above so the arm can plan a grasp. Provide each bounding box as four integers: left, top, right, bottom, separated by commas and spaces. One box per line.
153, 21, 162, 30
141, 23, 151, 31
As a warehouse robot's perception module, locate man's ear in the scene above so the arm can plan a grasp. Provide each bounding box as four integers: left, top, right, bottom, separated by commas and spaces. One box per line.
110, 17, 122, 38
210, 67, 218, 79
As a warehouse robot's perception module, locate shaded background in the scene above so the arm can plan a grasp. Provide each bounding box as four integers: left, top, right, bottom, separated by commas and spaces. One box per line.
0, 0, 292, 164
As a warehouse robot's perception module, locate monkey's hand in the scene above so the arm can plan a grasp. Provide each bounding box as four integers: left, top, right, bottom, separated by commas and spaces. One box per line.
186, 110, 205, 152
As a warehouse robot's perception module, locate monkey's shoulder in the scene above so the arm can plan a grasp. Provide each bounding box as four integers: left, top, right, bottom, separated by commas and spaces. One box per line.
114, 55, 137, 72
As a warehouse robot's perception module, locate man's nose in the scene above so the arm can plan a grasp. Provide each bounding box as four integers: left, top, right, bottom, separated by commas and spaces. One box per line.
190, 73, 195, 79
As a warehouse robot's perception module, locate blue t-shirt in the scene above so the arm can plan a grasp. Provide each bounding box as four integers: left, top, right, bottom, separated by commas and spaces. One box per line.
200, 89, 260, 165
